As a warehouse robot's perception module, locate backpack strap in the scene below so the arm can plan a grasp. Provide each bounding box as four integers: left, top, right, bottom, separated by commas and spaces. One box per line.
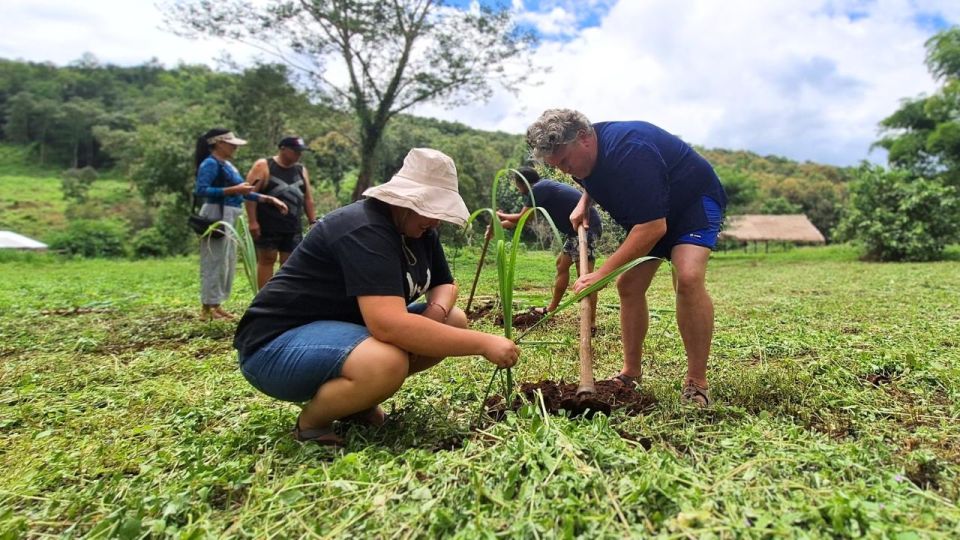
192, 159, 228, 213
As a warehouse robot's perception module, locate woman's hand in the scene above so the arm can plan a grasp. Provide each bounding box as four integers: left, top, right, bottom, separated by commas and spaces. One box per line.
248, 221, 261, 240
269, 197, 289, 215
226, 183, 255, 196
481, 335, 519, 368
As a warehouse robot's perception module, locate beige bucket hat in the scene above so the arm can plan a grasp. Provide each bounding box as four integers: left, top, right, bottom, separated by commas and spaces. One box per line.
207, 131, 247, 146
363, 148, 470, 226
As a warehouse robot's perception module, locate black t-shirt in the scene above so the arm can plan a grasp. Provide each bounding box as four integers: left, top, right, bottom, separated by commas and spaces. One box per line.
234, 198, 454, 357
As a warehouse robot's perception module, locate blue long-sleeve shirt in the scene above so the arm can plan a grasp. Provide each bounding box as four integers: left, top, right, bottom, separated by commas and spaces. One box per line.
194, 156, 261, 207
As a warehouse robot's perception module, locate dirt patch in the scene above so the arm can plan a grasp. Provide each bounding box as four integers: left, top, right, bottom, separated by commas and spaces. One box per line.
40, 307, 116, 316
467, 300, 496, 321
864, 373, 893, 386
467, 301, 548, 330
906, 458, 942, 490
495, 307, 547, 330
432, 434, 466, 452
485, 379, 657, 420
616, 430, 654, 450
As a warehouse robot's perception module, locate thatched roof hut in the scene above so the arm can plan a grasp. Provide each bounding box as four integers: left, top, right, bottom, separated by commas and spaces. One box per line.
720, 215, 826, 244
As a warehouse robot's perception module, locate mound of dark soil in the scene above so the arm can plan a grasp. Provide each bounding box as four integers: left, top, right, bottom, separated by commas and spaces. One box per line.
467, 301, 548, 330
467, 300, 496, 321
496, 308, 546, 330
485, 379, 656, 420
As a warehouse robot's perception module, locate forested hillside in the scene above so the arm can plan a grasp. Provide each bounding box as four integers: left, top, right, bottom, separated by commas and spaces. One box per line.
0, 56, 852, 251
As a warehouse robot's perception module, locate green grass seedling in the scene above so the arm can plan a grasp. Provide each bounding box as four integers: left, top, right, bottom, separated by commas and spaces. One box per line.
468, 167, 659, 408
468, 167, 561, 401
201, 213, 259, 294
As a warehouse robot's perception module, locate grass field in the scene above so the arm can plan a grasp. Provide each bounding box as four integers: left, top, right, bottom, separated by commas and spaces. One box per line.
0, 146, 132, 243
1, 243, 959, 538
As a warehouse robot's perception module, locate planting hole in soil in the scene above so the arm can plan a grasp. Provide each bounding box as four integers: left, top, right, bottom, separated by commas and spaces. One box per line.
484, 379, 656, 421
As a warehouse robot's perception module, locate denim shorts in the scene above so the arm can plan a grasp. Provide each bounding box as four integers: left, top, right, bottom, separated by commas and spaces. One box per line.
239, 303, 427, 402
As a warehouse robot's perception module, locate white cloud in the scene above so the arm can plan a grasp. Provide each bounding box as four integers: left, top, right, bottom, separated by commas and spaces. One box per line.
1, 0, 957, 166
417, 0, 959, 166
0, 0, 261, 67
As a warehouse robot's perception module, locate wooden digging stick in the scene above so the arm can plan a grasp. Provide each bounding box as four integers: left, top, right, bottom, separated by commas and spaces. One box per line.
465, 233, 492, 315
577, 225, 596, 395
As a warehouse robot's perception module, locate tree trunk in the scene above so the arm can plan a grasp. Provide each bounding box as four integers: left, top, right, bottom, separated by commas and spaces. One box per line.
350, 127, 384, 202
351, 153, 376, 202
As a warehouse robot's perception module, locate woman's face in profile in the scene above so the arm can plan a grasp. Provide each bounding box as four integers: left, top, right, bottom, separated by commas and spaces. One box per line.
216, 141, 238, 159
400, 210, 439, 238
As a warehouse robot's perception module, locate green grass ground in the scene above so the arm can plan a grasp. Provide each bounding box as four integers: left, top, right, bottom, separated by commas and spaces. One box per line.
1, 244, 958, 538
0, 146, 132, 243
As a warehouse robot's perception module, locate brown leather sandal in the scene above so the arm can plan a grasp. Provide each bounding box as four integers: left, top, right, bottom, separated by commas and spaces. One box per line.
681, 382, 712, 407
609, 373, 640, 390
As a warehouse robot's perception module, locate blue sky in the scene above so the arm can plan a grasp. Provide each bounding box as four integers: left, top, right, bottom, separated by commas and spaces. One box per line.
1, 0, 958, 166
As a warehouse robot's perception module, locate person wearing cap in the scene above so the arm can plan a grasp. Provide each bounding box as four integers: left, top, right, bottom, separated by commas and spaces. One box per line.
494, 166, 602, 331
234, 148, 520, 446
244, 136, 318, 289
526, 109, 727, 407
193, 128, 289, 321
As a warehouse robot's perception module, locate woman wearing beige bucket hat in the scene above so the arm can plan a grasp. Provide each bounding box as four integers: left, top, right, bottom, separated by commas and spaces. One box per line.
234, 148, 519, 446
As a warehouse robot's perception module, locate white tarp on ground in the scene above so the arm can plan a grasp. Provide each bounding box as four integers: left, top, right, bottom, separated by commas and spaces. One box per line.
0, 231, 47, 250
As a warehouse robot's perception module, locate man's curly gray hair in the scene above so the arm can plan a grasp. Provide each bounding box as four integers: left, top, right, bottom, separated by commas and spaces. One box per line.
526, 109, 594, 159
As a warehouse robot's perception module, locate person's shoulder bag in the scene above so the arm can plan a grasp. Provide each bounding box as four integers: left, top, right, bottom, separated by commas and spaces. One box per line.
188, 160, 228, 238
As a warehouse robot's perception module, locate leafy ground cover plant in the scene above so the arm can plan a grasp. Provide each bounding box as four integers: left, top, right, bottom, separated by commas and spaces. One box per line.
1, 246, 959, 537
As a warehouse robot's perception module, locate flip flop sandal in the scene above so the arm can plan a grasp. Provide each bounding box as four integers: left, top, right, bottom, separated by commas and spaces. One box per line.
608, 373, 639, 390
291, 421, 344, 447
681, 383, 712, 407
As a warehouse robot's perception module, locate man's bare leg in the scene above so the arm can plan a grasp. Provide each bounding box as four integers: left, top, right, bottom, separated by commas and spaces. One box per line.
546, 254, 573, 312
256, 248, 279, 289
670, 244, 714, 389
615, 260, 662, 379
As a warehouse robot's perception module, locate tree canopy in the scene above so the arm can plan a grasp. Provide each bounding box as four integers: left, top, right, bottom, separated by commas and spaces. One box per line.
164, 0, 537, 200
875, 27, 960, 186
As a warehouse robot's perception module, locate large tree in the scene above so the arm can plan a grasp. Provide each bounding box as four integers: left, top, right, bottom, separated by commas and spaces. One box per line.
875, 27, 960, 186
165, 0, 536, 200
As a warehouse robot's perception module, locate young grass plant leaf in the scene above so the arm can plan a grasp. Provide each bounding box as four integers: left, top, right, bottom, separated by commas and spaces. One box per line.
467, 167, 566, 402
201, 213, 258, 294
516, 256, 662, 342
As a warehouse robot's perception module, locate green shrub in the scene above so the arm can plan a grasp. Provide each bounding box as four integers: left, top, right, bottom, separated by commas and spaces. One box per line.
836, 165, 960, 262
131, 227, 168, 258
48, 219, 128, 258
61, 166, 98, 203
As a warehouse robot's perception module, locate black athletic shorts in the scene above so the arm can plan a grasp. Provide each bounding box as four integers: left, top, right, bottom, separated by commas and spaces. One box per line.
254, 231, 303, 253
